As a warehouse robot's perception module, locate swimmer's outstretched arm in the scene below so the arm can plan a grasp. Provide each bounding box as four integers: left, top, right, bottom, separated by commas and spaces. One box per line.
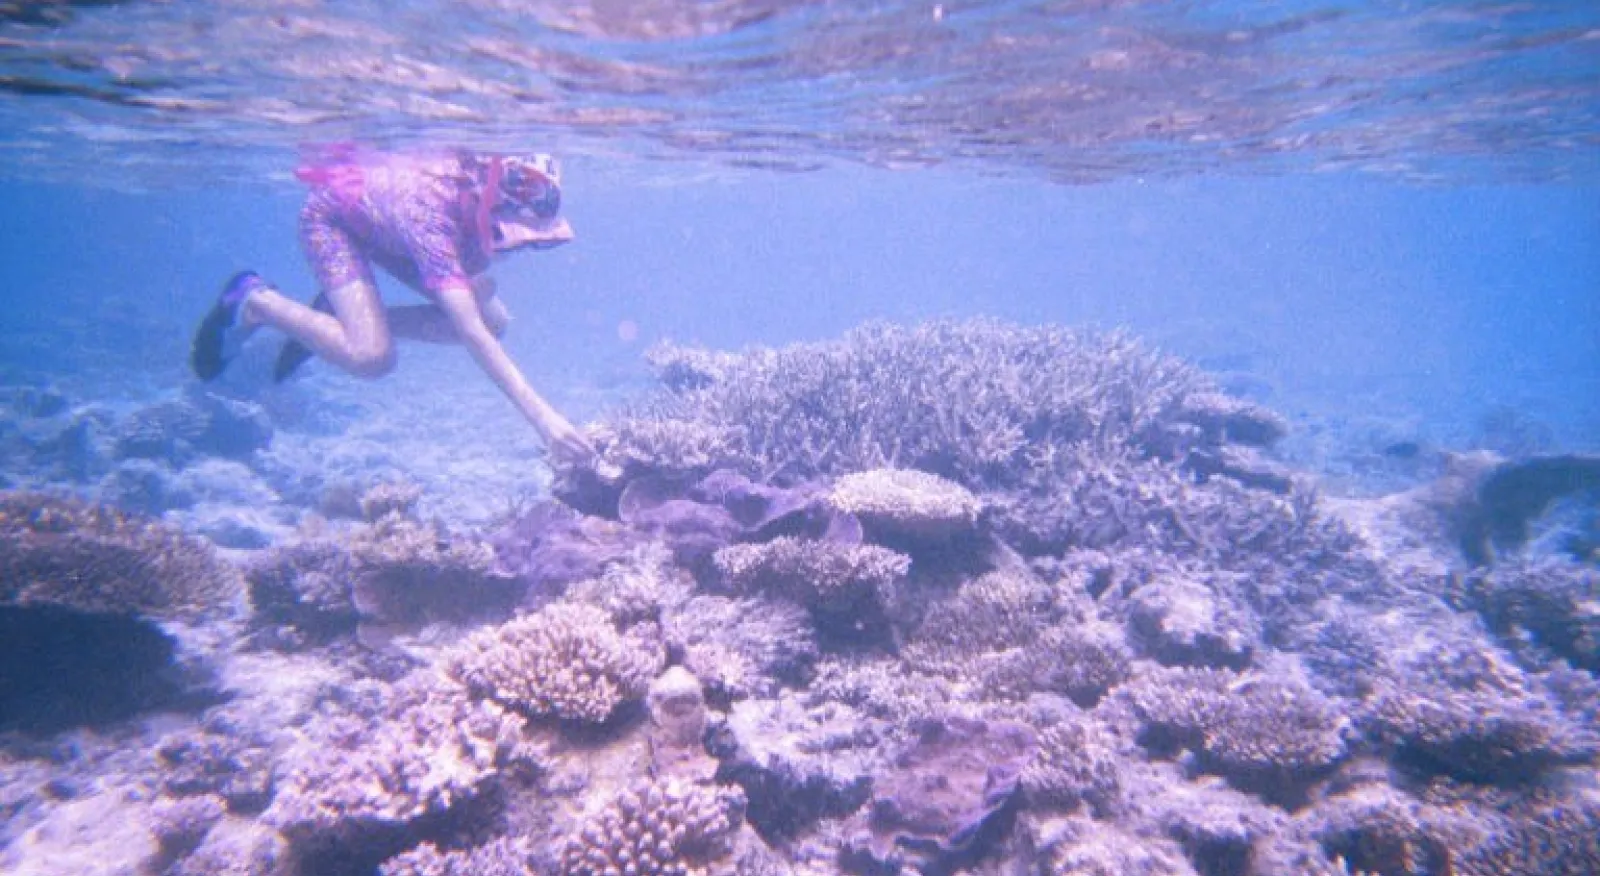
433, 279, 596, 463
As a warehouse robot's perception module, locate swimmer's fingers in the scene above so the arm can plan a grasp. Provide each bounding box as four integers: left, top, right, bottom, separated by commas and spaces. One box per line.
538, 414, 598, 465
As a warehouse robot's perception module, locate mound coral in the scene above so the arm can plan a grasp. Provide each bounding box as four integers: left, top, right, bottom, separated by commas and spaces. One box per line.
444, 602, 663, 723
828, 468, 984, 541
0, 491, 239, 617
556, 779, 746, 876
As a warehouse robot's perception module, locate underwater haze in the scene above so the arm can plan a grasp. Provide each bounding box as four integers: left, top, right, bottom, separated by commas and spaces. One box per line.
2, 2, 1600, 876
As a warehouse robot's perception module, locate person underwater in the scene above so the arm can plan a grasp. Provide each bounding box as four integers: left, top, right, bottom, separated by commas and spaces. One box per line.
191, 145, 596, 462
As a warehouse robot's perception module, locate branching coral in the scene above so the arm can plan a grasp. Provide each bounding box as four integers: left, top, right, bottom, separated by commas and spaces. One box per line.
1120, 667, 1349, 785
1020, 713, 1125, 814
444, 602, 663, 723
1454, 799, 1600, 876
713, 536, 908, 614
0, 491, 240, 617
263, 671, 524, 842
600, 319, 1208, 489
556, 779, 746, 876
1359, 633, 1597, 783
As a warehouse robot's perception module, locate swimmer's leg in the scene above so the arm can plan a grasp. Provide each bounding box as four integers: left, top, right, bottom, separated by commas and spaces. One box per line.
387, 294, 511, 343
241, 279, 396, 379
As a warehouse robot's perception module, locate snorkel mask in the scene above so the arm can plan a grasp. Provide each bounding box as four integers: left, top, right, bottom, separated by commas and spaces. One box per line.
478, 152, 572, 253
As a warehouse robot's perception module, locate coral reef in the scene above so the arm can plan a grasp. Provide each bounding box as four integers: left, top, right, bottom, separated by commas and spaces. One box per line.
711, 692, 879, 842
1464, 557, 1599, 672
713, 537, 909, 642
6, 318, 1599, 876
443, 601, 663, 723
263, 671, 525, 845
1020, 712, 1126, 815
247, 495, 518, 644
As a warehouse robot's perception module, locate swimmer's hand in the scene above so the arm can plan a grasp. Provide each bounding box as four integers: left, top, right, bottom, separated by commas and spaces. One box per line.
536, 410, 598, 465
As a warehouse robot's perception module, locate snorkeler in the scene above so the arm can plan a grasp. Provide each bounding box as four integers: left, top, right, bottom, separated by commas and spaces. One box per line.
190, 146, 596, 462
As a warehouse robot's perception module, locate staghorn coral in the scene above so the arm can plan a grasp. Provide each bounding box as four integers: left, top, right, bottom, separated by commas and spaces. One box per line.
1119, 667, 1349, 788
827, 468, 983, 541
556, 779, 746, 876
976, 621, 1133, 706
594, 319, 1207, 489
0, 491, 240, 617
262, 670, 525, 843
907, 567, 1060, 656
379, 838, 533, 876
444, 601, 663, 723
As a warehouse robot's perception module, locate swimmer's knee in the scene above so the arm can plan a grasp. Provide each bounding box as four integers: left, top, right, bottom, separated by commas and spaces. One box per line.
347, 344, 397, 379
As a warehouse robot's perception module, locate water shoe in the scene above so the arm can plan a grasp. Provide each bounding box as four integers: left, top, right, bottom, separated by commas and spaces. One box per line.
191, 271, 266, 381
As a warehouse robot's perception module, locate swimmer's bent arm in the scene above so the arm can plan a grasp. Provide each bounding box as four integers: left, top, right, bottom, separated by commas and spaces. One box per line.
433, 279, 596, 462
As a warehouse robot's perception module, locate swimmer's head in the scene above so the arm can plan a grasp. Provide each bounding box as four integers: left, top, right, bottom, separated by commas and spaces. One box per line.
486, 153, 573, 253
496, 154, 561, 220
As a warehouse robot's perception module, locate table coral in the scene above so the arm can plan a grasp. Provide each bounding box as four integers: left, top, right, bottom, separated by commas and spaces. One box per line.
0, 491, 240, 617
444, 602, 663, 723
828, 468, 983, 541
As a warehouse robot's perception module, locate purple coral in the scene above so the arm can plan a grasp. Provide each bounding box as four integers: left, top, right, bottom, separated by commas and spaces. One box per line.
843, 715, 1037, 874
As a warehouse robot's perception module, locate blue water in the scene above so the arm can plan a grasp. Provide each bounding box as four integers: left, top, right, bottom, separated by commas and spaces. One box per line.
4, 164, 1596, 459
